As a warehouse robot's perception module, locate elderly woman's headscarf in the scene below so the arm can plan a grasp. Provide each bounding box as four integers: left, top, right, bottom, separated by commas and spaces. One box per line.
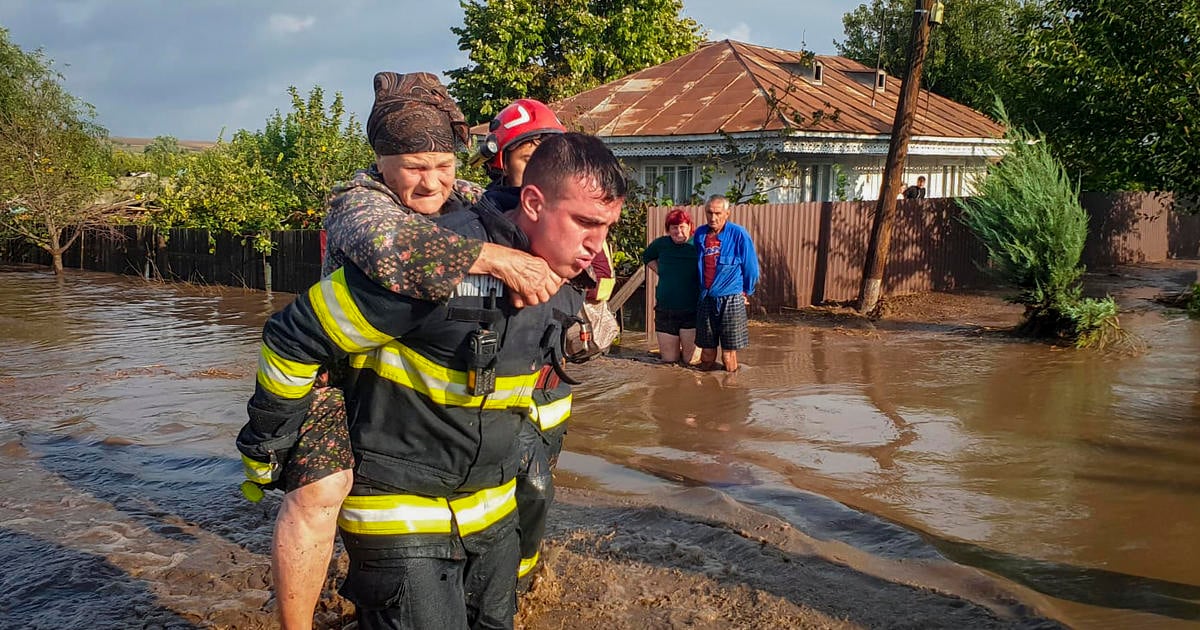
366, 71, 469, 156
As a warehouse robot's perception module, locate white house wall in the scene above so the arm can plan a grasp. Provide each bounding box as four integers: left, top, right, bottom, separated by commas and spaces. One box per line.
621, 154, 991, 206
606, 132, 1002, 204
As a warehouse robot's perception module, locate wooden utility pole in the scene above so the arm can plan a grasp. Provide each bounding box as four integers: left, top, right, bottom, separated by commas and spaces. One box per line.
857, 0, 938, 315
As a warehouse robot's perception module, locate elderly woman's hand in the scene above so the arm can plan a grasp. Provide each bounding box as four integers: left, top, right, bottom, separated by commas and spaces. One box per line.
473, 243, 565, 307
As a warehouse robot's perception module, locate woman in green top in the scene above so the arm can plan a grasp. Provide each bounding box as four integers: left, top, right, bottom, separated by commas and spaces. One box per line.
642, 208, 701, 364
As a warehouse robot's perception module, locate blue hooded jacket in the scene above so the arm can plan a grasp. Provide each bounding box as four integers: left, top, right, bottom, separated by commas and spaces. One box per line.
693, 221, 759, 299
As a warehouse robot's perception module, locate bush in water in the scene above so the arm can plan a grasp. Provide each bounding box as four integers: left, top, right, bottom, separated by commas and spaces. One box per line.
957, 98, 1125, 348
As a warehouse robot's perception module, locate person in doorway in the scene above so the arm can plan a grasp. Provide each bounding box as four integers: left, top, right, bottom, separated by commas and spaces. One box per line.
641, 208, 700, 364
237, 71, 564, 630
241, 132, 625, 629
903, 176, 927, 199
693, 195, 759, 373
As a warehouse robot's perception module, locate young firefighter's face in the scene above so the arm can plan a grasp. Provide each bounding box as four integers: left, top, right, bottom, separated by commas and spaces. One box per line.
502, 138, 542, 187
521, 176, 622, 278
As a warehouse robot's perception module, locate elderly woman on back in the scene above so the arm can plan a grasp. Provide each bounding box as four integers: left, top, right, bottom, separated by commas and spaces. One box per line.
237, 71, 562, 630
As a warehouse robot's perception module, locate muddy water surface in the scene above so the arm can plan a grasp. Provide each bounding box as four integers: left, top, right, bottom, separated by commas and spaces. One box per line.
1, 266, 1197, 628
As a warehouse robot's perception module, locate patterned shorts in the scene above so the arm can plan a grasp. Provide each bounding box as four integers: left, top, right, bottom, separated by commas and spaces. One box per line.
695, 294, 750, 350
282, 387, 355, 492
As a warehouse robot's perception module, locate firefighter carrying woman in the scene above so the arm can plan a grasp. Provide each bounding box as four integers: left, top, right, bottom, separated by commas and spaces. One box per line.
236, 71, 625, 629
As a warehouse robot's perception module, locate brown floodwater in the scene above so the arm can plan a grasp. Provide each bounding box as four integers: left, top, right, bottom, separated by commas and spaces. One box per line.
1, 266, 1197, 628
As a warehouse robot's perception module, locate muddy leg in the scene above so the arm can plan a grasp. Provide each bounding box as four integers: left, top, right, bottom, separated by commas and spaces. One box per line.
678, 328, 698, 365
657, 332, 681, 363
721, 349, 738, 372
699, 347, 719, 370
272, 469, 353, 630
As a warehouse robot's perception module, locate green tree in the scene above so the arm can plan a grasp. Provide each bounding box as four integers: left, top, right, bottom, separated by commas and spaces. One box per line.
237, 86, 374, 214
957, 101, 1123, 348
103, 135, 186, 180
154, 141, 297, 253
143, 135, 184, 174
836, 0, 1034, 113
0, 29, 139, 275
152, 85, 374, 248
448, 0, 703, 122
1009, 0, 1200, 196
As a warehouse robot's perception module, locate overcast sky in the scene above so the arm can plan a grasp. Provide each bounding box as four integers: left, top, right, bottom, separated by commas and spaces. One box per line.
0, 1, 864, 140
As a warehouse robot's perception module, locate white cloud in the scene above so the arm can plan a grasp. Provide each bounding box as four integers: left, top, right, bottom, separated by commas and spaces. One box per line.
709, 21, 752, 43
266, 14, 316, 36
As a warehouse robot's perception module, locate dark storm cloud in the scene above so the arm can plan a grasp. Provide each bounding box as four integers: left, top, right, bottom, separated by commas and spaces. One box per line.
0, 1, 853, 140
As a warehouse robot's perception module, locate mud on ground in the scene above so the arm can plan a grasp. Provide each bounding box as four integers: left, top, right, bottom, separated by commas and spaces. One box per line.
304, 265, 1200, 629
287, 484, 1063, 630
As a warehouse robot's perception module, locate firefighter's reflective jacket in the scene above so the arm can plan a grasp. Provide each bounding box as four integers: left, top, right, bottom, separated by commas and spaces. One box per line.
239, 200, 582, 551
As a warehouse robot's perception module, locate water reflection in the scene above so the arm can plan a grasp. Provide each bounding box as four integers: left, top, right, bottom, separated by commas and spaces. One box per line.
581, 311, 1200, 627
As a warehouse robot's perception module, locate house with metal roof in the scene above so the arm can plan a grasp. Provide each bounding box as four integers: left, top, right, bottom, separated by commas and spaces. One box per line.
543, 39, 1006, 203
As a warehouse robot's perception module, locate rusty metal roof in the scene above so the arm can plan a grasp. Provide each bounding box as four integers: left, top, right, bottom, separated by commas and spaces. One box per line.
538, 40, 1003, 140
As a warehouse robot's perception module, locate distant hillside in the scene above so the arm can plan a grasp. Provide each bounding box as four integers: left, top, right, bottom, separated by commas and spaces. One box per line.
110, 137, 216, 154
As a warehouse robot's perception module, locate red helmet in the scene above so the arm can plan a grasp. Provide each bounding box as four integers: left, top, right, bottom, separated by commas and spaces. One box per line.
478, 99, 565, 171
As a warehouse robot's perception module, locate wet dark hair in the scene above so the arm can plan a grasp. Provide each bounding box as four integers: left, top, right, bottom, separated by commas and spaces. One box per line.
522, 132, 627, 204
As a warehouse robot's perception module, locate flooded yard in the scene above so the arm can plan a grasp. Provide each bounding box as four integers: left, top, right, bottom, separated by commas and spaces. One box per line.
0, 263, 1196, 629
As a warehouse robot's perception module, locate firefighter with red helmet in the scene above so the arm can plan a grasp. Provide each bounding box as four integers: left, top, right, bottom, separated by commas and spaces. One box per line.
473, 99, 618, 592
477, 98, 566, 188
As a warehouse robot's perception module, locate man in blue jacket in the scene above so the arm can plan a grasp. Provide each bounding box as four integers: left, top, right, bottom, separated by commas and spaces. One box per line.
693, 194, 759, 372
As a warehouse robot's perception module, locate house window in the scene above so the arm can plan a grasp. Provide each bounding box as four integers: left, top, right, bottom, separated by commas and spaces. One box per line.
942, 165, 962, 196
775, 164, 835, 202
800, 164, 835, 202
809, 164, 833, 201
643, 164, 695, 203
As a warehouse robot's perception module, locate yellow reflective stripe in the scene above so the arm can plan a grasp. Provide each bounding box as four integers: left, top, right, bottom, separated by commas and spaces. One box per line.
449, 478, 518, 537
518, 551, 540, 577
337, 479, 517, 537
256, 344, 318, 399
309, 268, 391, 353
328, 268, 392, 345
594, 276, 615, 301
349, 343, 538, 409
241, 454, 273, 483
531, 394, 572, 431
593, 241, 615, 301
338, 494, 454, 535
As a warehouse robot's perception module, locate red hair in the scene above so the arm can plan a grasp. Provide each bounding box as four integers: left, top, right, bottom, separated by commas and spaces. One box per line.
664, 209, 692, 231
